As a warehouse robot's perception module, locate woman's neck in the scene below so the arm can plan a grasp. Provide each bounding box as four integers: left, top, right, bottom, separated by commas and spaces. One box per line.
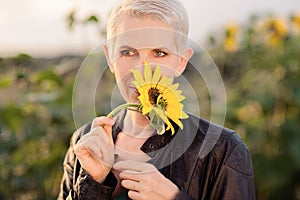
122, 110, 154, 139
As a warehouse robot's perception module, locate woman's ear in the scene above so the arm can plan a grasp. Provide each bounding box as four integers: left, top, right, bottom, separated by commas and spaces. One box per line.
104, 43, 114, 73
175, 47, 193, 77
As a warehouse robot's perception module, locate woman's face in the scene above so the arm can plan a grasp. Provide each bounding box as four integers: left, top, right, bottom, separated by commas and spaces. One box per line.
104, 16, 192, 103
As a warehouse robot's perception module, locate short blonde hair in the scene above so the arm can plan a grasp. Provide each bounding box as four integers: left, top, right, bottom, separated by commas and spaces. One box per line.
106, 0, 189, 50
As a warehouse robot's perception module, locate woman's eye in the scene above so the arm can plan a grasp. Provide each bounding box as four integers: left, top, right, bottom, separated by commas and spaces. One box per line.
120, 49, 136, 57
154, 50, 168, 57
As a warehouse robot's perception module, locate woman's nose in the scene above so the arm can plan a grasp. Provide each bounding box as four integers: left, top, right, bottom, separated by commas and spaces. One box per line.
136, 51, 149, 68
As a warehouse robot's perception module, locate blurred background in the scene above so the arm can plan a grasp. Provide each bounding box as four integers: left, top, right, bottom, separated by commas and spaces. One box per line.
0, 0, 300, 199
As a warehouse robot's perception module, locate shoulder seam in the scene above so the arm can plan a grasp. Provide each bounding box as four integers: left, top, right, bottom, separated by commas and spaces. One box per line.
223, 162, 254, 176
225, 133, 244, 158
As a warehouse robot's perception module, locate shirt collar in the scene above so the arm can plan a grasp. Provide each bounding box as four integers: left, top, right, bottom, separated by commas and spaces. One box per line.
112, 109, 179, 157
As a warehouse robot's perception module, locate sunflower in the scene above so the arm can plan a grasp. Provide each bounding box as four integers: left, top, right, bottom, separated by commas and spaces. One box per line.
131, 62, 188, 135
263, 18, 287, 47
223, 23, 239, 53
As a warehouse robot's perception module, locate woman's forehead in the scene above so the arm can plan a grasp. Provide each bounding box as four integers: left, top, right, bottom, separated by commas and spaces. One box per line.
108, 28, 178, 51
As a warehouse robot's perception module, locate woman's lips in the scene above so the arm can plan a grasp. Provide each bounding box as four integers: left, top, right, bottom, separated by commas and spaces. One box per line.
134, 88, 140, 95
128, 88, 141, 104
129, 86, 140, 95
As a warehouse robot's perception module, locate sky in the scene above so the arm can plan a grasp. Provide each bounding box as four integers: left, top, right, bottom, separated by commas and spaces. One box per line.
0, 0, 299, 57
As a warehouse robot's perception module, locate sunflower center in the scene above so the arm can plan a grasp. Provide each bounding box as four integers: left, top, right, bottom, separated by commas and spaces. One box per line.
148, 87, 168, 109
148, 87, 160, 105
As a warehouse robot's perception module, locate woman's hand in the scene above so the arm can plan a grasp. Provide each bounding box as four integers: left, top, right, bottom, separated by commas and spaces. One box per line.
74, 117, 115, 184
114, 160, 180, 200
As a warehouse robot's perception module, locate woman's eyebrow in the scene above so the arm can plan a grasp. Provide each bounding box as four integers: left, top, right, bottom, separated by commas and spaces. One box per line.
118, 45, 171, 51
118, 45, 136, 50
152, 47, 170, 50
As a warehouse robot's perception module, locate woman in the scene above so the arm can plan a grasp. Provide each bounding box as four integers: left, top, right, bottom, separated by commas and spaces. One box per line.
58, 0, 256, 199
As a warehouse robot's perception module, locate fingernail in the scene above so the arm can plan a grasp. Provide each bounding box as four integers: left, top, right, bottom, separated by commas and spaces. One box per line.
108, 118, 115, 124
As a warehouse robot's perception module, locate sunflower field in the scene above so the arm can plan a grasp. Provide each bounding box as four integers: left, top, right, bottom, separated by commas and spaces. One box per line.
209, 14, 300, 200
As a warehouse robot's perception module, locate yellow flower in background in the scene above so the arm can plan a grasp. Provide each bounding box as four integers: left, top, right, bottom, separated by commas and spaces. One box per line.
224, 37, 238, 53
131, 62, 188, 135
292, 13, 300, 33
269, 19, 287, 37
223, 23, 239, 52
264, 18, 288, 47
225, 23, 239, 38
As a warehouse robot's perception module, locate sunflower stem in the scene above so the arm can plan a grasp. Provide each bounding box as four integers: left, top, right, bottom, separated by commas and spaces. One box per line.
107, 103, 140, 118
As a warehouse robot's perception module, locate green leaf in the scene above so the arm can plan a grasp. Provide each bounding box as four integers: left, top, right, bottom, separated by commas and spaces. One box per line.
67, 10, 75, 29
149, 109, 165, 135
85, 15, 99, 24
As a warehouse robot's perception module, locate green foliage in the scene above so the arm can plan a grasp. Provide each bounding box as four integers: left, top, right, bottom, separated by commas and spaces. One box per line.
209, 14, 300, 199
66, 9, 101, 30
10, 53, 33, 65
85, 15, 99, 23
66, 10, 75, 29
0, 55, 78, 199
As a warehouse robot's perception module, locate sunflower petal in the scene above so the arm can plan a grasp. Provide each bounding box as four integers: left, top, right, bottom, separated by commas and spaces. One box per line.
177, 94, 186, 101
160, 76, 172, 86
132, 81, 139, 88
181, 110, 189, 119
171, 117, 184, 129
152, 65, 161, 83
170, 83, 179, 91
144, 62, 152, 82
131, 69, 145, 86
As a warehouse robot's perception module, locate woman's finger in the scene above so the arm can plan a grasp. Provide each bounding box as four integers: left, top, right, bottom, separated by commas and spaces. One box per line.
81, 134, 114, 164
91, 117, 115, 144
91, 116, 115, 129
119, 170, 144, 182
87, 126, 112, 147
121, 179, 141, 192
114, 160, 156, 173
